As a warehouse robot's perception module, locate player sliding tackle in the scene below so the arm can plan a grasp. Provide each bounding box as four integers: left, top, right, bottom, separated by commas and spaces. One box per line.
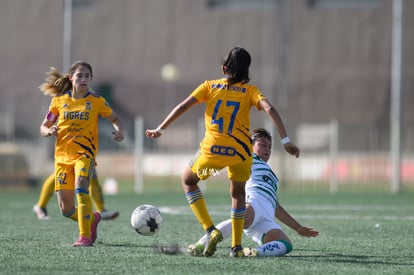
146, 47, 300, 257
188, 128, 319, 257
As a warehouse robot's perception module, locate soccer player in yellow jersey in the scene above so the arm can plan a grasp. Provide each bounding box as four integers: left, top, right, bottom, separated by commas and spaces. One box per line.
39, 61, 124, 246
146, 47, 300, 257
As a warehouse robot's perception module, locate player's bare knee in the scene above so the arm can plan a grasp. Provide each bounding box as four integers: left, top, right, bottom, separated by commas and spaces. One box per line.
61, 207, 76, 218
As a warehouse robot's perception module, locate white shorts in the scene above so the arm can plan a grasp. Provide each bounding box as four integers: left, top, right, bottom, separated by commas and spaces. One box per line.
244, 196, 283, 246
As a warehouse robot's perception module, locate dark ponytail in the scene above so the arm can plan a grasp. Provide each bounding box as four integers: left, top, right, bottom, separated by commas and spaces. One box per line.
222, 47, 251, 84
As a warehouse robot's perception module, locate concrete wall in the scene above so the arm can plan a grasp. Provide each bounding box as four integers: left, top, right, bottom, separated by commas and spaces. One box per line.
0, 0, 413, 152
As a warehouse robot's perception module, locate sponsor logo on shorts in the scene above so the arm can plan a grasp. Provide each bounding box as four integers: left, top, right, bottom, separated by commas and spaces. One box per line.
210, 145, 236, 156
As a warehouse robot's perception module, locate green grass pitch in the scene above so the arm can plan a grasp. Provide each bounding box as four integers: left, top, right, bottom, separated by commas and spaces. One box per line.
1, 179, 413, 274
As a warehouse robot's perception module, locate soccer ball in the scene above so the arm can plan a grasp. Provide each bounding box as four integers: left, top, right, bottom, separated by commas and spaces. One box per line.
131, 204, 163, 236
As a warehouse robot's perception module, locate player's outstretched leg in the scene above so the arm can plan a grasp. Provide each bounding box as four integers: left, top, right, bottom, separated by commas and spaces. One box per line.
245, 240, 292, 257
187, 243, 205, 256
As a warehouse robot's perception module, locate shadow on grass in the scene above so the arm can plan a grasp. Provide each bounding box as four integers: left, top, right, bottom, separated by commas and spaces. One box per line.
97, 241, 155, 248
290, 249, 414, 266
98, 240, 183, 255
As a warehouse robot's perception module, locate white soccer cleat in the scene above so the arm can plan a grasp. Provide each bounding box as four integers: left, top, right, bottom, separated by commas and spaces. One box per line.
243, 247, 258, 257
33, 205, 50, 220
187, 243, 205, 256
100, 209, 119, 220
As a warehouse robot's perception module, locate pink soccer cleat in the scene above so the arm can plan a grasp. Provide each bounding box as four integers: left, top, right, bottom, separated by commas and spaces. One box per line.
90, 211, 101, 243
72, 236, 93, 247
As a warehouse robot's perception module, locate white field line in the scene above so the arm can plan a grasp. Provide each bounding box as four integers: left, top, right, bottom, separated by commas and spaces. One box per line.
292, 214, 414, 221
158, 205, 414, 221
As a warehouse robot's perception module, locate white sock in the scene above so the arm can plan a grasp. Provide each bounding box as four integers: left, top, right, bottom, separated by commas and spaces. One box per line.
256, 241, 287, 256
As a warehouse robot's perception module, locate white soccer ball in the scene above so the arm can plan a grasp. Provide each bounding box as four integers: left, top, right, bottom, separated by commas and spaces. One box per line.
131, 204, 163, 236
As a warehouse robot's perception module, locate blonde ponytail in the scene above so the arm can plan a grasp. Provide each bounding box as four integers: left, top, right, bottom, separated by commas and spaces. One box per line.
39, 67, 72, 96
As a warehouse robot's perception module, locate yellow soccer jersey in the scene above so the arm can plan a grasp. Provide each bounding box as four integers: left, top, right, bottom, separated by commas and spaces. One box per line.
45, 91, 112, 165
191, 78, 266, 164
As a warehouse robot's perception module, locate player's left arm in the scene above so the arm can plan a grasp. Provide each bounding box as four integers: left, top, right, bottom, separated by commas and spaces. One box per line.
275, 203, 319, 238
106, 111, 124, 142
258, 98, 300, 158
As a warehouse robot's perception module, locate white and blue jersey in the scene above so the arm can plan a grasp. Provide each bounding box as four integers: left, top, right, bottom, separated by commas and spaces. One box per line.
245, 153, 279, 210
244, 153, 283, 245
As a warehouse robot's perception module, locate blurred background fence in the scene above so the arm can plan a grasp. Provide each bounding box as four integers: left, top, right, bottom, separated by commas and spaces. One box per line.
0, 0, 413, 193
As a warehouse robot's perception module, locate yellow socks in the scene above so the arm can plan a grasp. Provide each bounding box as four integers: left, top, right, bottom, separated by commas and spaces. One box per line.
186, 190, 213, 231
75, 188, 93, 238
231, 208, 246, 248
89, 177, 104, 212
65, 207, 78, 221
36, 173, 55, 208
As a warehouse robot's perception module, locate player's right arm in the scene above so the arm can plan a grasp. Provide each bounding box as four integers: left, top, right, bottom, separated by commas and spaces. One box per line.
40, 118, 58, 137
40, 108, 59, 137
145, 95, 198, 138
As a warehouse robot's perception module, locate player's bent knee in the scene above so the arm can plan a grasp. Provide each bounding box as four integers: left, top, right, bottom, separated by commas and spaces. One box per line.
61, 207, 76, 218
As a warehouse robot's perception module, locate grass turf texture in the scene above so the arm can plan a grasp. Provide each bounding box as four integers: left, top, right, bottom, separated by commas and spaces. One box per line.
1, 182, 413, 275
